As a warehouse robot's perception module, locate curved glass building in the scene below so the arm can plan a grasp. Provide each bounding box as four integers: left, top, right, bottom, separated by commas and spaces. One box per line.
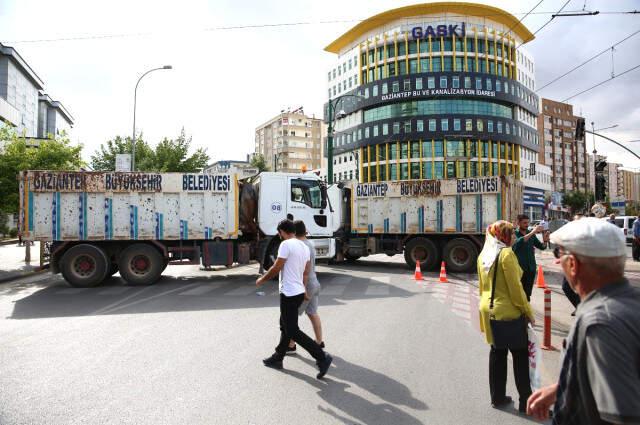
325, 2, 539, 184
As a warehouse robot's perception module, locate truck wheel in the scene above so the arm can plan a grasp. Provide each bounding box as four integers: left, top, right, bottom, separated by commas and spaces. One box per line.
263, 239, 280, 271
443, 238, 478, 273
345, 253, 361, 262
404, 237, 439, 271
60, 244, 109, 288
118, 244, 163, 285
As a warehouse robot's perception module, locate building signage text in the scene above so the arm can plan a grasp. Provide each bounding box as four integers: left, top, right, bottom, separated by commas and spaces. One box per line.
411, 23, 466, 40
356, 183, 388, 197
456, 177, 499, 194
400, 180, 441, 197
182, 174, 231, 191
380, 88, 495, 102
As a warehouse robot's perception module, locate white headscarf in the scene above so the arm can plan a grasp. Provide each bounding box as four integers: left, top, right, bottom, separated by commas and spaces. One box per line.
479, 222, 510, 273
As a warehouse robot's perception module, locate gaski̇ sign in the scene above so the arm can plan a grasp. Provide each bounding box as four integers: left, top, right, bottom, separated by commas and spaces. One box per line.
411, 23, 466, 40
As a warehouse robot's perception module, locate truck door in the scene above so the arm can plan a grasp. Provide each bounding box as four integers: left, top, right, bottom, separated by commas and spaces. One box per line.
286, 177, 331, 237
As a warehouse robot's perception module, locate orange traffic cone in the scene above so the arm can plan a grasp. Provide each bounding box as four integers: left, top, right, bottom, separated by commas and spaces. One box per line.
414, 262, 423, 281
439, 261, 448, 283
536, 265, 546, 288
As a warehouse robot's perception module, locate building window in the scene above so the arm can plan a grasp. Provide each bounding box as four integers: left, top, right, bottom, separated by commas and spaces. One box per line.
404, 79, 411, 91
465, 119, 472, 131
477, 120, 484, 132
440, 76, 447, 88
488, 120, 494, 132
486, 79, 492, 91
496, 80, 501, 92
373, 85, 378, 97
328, 72, 332, 81
404, 121, 411, 133
383, 123, 389, 135
393, 122, 400, 134
464, 76, 471, 89
452, 76, 460, 89
429, 119, 436, 131
427, 77, 435, 89
416, 78, 423, 90
382, 83, 388, 95
417, 120, 424, 131
364, 87, 369, 98
434, 140, 444, 157
365, 127, 370, 138
453, 119, 461, 131
392, 81, 400, 93
497, 121, 503, 133
441, 119, 449, 131
373, 125, 379, 137
476, 78, 482, 90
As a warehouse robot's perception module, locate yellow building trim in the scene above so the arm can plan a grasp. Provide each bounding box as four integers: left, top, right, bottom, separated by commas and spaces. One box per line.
386, 143, 390, 180
513, 38, 518, 80
359, 146, 364, 183
516, 144, 521, 180
396, 141, 400, 179
440, 36, 444, 69
474, 26, 479, 72
488, 140, 493, 175
431, 139, 435, 179
428, 35, 433, 71
511, 142, 516, 176
394, 32, 398, 76
375, 144, 379, 181
452, 32, 457, 71
484, 27, 489, 73
497, 141, 501, 175
417, 38, 421, 73
493, 29, 498, 76
506, 35, 512, 79
477, 139, 483, 176
324, 3, 534, 53
365, 39, 370, 81
419, 138, 423, 179
367, 145, 372, 182
373, 36, 378, 81
405, 31, 409, 75
467, 139, 471, 176
358, 43, 362, 85
463, 29, 468, 72
501, 31, 506, 77
383, 33, 388, 78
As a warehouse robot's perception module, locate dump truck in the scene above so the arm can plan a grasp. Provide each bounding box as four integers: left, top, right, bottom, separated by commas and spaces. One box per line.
19, 169, 521, 287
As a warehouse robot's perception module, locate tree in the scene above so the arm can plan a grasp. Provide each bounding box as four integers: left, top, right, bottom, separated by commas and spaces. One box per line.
90, 129, 209, 172
562, 191, 593, 214
250, 153, 270, 172
89, 136, 154, 171
0, 127, 84, 214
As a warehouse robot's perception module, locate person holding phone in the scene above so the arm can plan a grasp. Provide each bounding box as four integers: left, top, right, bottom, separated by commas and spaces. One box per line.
512, 214, 549, 301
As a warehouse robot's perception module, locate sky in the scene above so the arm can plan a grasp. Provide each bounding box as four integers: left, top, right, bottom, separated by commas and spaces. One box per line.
1, 0, 639, 168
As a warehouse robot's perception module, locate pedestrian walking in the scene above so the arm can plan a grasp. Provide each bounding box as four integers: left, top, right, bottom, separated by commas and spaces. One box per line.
478, 220, 535, 413
632, 216, 640, 262
527, 218, 640, 424
257, 219, 332, 379
512, 214, 548, 301
287, 220, 324, 353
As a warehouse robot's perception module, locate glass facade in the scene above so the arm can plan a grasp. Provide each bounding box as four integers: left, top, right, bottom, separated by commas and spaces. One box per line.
364, 99, 513, 123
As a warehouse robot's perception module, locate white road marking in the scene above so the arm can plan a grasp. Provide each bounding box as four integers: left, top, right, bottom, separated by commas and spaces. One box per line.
91, 285, 157, 315
178, 285, 217, 296
321, 285, 347, 296
97, 283, 201, 315
364, 285, 390, 296
371, 276, 390, 284
328, 276, 352, 285
224, 286, 260, 296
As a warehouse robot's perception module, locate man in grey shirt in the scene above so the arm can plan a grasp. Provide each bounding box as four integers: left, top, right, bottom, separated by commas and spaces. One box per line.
287, 220, 324, 353
527, 218, 640, 424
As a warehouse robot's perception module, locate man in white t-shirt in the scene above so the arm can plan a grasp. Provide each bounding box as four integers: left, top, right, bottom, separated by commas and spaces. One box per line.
256, 219, 332, 379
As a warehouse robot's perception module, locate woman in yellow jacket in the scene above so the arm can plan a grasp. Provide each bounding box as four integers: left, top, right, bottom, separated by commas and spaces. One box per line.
478, 220, 535, 413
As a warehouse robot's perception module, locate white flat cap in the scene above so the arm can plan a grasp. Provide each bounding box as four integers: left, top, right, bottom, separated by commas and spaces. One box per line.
550, 217, 626, 257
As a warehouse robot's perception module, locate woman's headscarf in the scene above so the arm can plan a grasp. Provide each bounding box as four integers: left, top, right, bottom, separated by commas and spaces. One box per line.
479, 220, 514, 273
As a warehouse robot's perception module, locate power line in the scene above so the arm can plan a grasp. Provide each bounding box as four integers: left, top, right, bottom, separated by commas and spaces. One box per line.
6, 9, 638, 44
503, 0, 546, 40
537, 28, 640, 92
562, 62, 640, 102
531, 0, 572, 37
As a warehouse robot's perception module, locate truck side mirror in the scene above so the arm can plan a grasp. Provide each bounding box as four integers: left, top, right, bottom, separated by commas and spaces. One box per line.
320, 184, 328, 209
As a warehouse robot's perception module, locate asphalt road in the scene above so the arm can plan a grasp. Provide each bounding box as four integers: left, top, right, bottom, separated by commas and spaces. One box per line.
1, 258, 549, 425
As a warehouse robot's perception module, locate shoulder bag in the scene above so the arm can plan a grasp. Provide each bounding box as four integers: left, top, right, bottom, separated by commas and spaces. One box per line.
489, 250, 528, 350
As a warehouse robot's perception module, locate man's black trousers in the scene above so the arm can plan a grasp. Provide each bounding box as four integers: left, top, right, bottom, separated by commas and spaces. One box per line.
489, 346, 531, 408
274, 293, 325, 362
521, 270, 536, 301
633, 238, 640, 261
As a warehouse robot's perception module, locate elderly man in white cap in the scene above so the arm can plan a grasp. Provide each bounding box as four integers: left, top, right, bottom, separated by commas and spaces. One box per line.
527, 218, 640, 424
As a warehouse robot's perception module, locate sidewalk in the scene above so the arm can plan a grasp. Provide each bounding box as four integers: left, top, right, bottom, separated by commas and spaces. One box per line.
0, 241, 44, 283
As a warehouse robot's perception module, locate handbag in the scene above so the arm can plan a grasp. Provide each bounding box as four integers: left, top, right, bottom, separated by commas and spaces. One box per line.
488, 250, 528, 350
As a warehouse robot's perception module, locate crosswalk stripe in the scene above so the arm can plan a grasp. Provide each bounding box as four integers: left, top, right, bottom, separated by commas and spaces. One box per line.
97, 286, 130, 295
224, 285, 261, 296
321, 285, 347, 296
328, 276, 352, 285
364, 285, 390, 296
178, 285, 217, 296
370, 276, 390, 284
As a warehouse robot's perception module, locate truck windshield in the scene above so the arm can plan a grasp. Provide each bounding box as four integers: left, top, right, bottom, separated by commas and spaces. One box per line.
291, 179, 323, 209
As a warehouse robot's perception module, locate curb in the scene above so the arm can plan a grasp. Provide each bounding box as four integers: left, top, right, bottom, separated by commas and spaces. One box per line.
0, 239, 20, 246
0, 268, 49, 284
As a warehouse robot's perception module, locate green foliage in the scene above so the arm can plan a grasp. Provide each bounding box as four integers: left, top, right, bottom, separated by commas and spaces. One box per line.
250, 153, 270, 172
562, 191, 593, 214
9, 227, 18, 238
0, 127, 84, 214
90, 129, 209, 172
0, 210, 8, 235
625, 201, 639, 217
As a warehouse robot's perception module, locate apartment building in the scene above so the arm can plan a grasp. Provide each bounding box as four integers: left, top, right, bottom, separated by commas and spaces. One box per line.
538, 98, 588, 193
255, 108, 322, 173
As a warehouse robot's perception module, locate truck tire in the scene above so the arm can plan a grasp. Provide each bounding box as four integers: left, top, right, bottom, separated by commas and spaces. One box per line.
345, 253, 361, 262
404, 237, 439, 271
443, 238, 478, 273
262, 239, 280, 271
118, 244, 163, 285
60, 244, 109, 288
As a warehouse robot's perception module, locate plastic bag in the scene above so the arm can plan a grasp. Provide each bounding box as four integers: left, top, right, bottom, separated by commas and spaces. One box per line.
527, 324, 542, 391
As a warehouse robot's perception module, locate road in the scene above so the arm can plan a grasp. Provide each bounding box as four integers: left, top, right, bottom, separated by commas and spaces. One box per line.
0, 256, 548, 425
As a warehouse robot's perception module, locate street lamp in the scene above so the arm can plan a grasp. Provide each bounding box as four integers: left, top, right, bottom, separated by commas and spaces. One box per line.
326, 93, 365, 184
132, 65, 172, 171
